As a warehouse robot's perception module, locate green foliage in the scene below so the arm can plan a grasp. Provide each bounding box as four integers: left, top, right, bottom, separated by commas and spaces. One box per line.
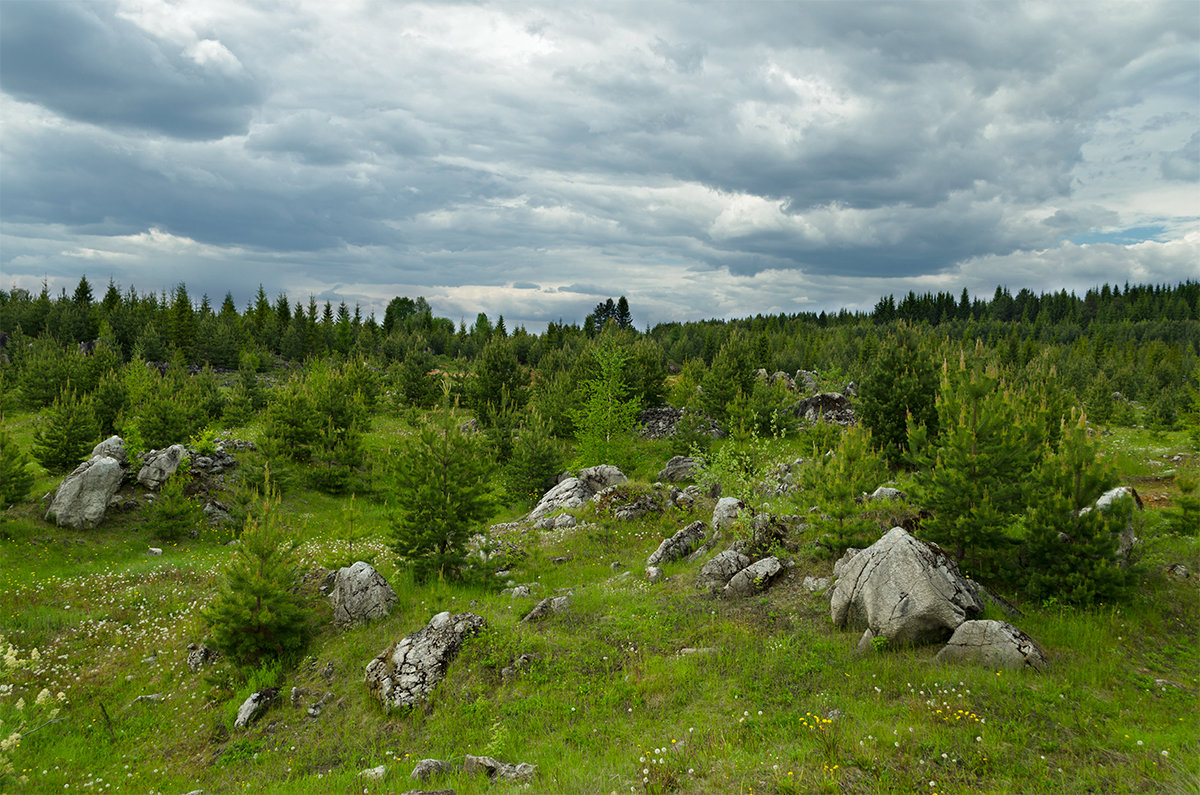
502, 411, 567, 507
857, 328, 939, 467
698, 338, 754, 423
1166, 469, 1199, 536
0, 426, 36, 507
910, 361, 1039, 578
147, 459, 204, 542
31, 388, 99, 472
469, 337, 527, 426
810, 425, 890, 554
202, 476, 314, 670
1022, 416, 1132, 605
571, 330, 641, 468
391, 347, 440, 409
691, 429, 779, 508
389, 413, 495, 582
262, 376, 318, 464
90, 368, 128, 437
18, 339, 82, 409
136, 378, 195, 449
667, 358, 706, 409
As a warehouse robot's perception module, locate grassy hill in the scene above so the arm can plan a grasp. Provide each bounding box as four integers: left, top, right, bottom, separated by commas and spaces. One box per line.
1, 411, 1196, 794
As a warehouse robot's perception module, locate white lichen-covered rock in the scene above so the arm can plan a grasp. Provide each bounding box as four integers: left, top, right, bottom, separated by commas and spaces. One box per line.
364, 612, 486, 710
697, 550, 751, 593
646, 521, 707, 567
45, 455, 124, 529
234, 687, 278, 729
935, 620, 1048, 672
90, 436, 127, 468
463, 754, 537, 783
802, 576, 832, 593
830, 527, 983, 647
867, 486, 906, 502
327, 561, 399, 628
358, 765, 387, 781
411, 758, 450, 781
724, 556, 784, 597
712, 497, 746, 532
137, 444, 187, 490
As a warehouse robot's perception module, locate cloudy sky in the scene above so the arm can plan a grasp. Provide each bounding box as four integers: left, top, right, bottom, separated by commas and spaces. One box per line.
2, 0, 1197, 330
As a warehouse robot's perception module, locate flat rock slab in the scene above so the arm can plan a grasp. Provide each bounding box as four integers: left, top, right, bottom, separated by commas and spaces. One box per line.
365, 612, 487, 710
830, 527, 983, 647
935, 620, 1048, 672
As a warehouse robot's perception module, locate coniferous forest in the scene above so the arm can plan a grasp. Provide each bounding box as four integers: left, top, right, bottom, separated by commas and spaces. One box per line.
0, 278, 1197, 794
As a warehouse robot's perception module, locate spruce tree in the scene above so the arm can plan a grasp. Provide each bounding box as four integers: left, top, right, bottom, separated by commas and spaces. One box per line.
202, 474, 314, 669
0, 426, 36, 507
389, 413, 494, 582
31, 388, 100, 472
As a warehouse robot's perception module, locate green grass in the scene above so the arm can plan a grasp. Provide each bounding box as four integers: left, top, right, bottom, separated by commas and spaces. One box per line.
1, 418, 1197, 793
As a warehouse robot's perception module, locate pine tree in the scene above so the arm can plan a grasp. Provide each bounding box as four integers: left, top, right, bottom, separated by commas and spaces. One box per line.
468, 337, 526, 426
202, 474, 314, 669
31, 388, 100, 472
389, 413, 495, 582
615, 296, 633, 330
858, 327, 939, 467
0, 426, 36, 507
910, 361, 1038, 578
1023, 414, 1133, 605
262, 376, 318, 463
147, 458, 204, 541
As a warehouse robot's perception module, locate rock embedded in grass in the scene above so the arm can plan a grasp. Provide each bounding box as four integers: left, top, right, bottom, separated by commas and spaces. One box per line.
137, 444, 187, 490
724, 556, 784, 597
365, 612, 487, 710
45, 454, 124, 529
521, 596, 570, 623
324, 561, 399, 628
647, 520, 707, 567
463, 754, 537, 783
234, 687, 279, 729
712, 497, 746, 532
935, 619, 1049, 672
411, 758, 449, 781
698, 550, 751, 593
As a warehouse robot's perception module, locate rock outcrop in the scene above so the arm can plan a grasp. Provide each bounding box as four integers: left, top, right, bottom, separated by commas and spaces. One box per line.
724, 556, 784, 597
521, 596, 570, 623
45, 455, 124, 529
698, 550, 751, 593
137, 445, 187, 490
90, 436, 127, 467
830, 527, 983, 647
656, 455, 698, 482
234, 687, 278, 729
527, 465, 628, 522
325, 561, 399, 628
365, 612, 487, 710
935, 620, 1048, 671
463, 754, 536, 783
646, 521, 707, 567
711, 497, 746, 532
792, 392, 855, 425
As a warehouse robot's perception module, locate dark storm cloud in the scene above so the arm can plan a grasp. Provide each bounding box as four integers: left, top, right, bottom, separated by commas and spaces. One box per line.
1, 0, 1195, 328
0, 1, 260, 140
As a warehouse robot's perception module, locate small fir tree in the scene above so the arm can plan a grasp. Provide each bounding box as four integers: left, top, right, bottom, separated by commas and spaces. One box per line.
1022, 414, 1133, 605
571, 330, 641, 467
0, 426, 36, 507
389, 412, 495, 582
31, 388, 100, 472
202, 472, 314, 669
502, 411, 566, 507
146, 458, 204, 542
858, 328, 939, 467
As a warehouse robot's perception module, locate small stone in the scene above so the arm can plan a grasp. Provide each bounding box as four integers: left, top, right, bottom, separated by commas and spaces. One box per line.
359, 764, 387, 781
411, 758, 449, 781
148, 547, 163, 556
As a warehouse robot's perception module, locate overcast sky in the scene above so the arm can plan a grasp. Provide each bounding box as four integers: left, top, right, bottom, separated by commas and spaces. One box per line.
2, 1, 1197, 330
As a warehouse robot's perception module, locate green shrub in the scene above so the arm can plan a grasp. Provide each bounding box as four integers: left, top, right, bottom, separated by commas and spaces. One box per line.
31, 388, 99, 472
0, 427, 36, 507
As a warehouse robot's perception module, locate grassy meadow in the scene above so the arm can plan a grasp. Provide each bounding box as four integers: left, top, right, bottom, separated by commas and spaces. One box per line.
1, 409, 1198, 795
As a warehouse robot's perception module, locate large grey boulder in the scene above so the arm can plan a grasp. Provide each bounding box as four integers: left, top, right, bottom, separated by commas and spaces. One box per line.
830, 527, 983, 648
646, 521, 707, 567
935, 620, 1048, 672
698, 550, 752, 593
90, 436, 127, 468
365, 612, 487, 710
326, 561, 399, 628
793, 392, 855, 425
724, 556, 784, 597
656, 456, 698, 482
45, 455, 124, 529
712, 497, 746, 532
137, 445, 187, 490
